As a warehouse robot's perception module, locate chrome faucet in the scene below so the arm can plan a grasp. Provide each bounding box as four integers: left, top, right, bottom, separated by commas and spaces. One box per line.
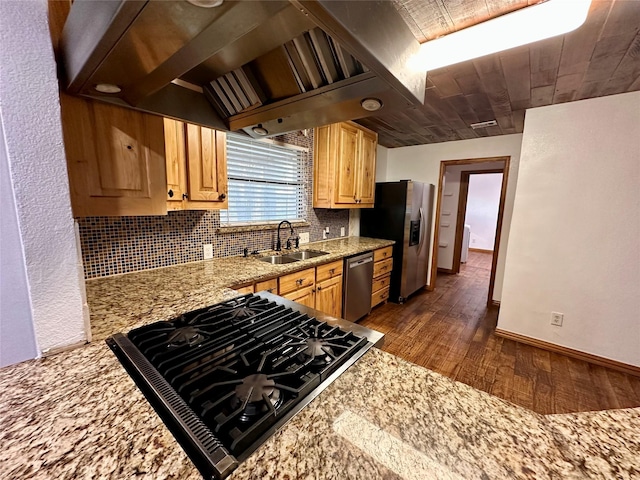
276, 220, 294, 251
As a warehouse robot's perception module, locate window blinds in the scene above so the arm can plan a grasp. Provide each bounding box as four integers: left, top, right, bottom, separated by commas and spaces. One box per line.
220, 133, 305, 225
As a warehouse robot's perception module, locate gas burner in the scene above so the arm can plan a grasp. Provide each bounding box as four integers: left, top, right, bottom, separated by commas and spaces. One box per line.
167, 326, 207, 347
297, 338, 335, 367
231, 374, 282, 422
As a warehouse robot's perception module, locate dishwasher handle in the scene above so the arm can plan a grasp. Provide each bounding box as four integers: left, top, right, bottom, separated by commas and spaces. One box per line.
348, 257, 373, 268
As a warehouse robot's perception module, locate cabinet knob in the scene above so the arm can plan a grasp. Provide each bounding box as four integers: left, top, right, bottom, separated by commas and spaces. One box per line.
329, 268, 335, 275
296, 279, 304, 286
168, 189, 174, 198
317, 286, 322, 291
182, 193, 189, 200
219, 193, 226, 200
267, 288, 273, 293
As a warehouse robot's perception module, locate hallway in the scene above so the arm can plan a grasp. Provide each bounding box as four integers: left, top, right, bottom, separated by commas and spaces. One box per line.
360, 252, 640, 414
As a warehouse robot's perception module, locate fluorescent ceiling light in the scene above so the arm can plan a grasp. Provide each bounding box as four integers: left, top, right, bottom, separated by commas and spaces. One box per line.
409, 0, 592, 72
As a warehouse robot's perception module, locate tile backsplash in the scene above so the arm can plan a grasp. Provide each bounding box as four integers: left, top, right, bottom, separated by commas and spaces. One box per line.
78, 130, 350, 279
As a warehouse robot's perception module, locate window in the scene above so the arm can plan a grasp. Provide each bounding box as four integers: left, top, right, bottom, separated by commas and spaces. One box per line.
220, 133, 306, 225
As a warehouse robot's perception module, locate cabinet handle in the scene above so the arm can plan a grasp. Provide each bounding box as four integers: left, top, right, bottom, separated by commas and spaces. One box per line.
296, 279, 304, 286
317, 286, 322, 291
168, 189, 174, 198
182, 193, 189, 200
329, 268, 335, 275
219, 193, 226, 200
267, 288, 273, 293
126, 145, 133, 150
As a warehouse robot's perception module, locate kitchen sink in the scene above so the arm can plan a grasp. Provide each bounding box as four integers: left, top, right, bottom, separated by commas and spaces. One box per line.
284, 250, 330, 261
258, 255, 300, 265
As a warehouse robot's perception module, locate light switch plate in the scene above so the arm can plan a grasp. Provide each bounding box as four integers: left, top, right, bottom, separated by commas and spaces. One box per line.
340, 227, 345, 237
299, 232, 309, 244
203, 244, 214, 259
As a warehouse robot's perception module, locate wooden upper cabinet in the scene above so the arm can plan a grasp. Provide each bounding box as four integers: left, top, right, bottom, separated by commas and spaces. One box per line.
334, 123, 360, 204
357, 130, 377, 205
163, 120, 228, 210
60, 94, 167, 217
313, 121, 377, 209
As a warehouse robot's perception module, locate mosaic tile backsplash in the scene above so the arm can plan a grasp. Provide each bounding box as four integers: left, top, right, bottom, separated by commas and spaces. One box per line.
78, 130, 350, 279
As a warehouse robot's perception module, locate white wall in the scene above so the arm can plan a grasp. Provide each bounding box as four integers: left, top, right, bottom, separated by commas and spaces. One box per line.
0, 0, 89, 362
465, 173, 503, 251
0, 120, 39, 366
383, 134, 522, 299
437, 162, 504, 270
498, 92, 640, 366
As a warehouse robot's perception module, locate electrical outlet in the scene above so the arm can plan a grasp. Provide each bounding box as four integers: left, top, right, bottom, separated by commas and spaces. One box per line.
322, 226, 330, 240
551, 312, 564, 327
340, 226, 345, 237
203, 244, 213, 259
299, 232, 309, 244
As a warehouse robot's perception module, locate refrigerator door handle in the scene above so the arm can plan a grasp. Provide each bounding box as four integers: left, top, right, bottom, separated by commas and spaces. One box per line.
417, 207, 425, 256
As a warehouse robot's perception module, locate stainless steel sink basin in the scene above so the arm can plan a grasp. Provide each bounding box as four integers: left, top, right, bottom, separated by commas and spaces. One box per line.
258, 255, 300, 265
284, 250, 330, 261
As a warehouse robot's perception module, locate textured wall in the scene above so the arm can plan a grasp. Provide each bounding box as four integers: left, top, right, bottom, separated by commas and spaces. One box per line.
382, 134, 522, 299
498, 92, 640, 366
0, 0, 88, 355
78, 130, 350, 278
0, 119, 39, 367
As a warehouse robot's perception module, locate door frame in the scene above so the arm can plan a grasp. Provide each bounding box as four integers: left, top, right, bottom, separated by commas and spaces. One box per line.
428, 156, 510, 306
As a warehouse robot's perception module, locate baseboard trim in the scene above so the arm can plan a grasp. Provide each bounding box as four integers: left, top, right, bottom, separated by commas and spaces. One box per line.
437, 268, 455, 274
495, 329, 640, 377
469, 247, 493, 253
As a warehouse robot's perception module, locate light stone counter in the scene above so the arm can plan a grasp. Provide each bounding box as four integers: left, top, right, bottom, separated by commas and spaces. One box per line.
87, 236, 394, 341
1, 344, 638, 479
2, 236, 638, 479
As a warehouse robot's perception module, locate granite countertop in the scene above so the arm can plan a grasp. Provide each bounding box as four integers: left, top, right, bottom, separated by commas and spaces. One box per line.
1, 235, 638, 479
1, 343, 638, 479
87, 236, 394, 341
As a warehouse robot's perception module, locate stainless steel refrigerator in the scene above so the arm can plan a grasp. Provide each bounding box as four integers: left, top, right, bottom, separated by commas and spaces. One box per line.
360, 181, 434, 303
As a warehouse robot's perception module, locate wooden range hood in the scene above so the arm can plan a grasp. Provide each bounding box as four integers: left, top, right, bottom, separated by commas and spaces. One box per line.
59, 0, 426, 137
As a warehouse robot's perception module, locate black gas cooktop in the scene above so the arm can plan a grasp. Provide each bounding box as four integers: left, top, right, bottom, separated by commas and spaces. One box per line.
107, 292, 383, 479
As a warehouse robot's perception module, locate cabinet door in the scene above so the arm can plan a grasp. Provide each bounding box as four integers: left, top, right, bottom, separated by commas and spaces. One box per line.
282, 285, 315, 308
60, 94, 167, 217
315, 275, 343, 318
357, 130, 377, 206
334, 123, 360, 205
163, 118, 187, 210
185, 124, 228, 207
313, 124, 333, 208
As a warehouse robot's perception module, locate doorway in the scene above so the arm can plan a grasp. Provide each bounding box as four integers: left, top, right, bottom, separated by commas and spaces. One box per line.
429, 157, 510, 306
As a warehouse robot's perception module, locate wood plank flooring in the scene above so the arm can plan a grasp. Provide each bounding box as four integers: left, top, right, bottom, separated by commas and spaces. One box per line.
360, 251, 640, 414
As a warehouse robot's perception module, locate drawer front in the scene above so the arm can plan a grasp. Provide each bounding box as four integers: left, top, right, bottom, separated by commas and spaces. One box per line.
316, 260, 343, 282
372, 273, 391, 293
371, 286, 390, 308
373, 258, 393, 278
233, 284, 254, 295
255, 278, 278, 294
279, 267, 315, 295
373, 246, 393, 262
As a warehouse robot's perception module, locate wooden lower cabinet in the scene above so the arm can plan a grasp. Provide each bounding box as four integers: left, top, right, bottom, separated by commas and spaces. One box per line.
315, 275, 342, 318
372, 246, 393, 308
232, 284, 254, 295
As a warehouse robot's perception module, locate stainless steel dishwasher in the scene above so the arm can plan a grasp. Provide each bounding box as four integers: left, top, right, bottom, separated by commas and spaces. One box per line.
343, 251, 374, 322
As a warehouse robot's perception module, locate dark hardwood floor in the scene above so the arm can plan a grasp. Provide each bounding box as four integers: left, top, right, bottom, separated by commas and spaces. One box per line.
360, 251, 640, 415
